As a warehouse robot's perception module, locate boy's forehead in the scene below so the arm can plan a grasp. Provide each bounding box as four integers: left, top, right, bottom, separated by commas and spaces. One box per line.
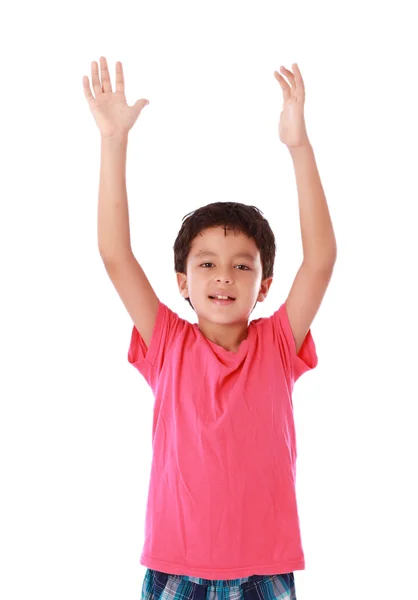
190, 228, 259, 261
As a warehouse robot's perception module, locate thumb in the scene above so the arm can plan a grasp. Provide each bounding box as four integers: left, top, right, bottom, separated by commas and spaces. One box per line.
133, 99, 149, 116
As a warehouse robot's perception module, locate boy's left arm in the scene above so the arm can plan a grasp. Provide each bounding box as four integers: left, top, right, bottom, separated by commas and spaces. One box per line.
286, 142, 337, 355
274, 64, 337, 355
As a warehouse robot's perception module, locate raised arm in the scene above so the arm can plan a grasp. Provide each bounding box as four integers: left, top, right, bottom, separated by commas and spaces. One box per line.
83, 57, 159, 348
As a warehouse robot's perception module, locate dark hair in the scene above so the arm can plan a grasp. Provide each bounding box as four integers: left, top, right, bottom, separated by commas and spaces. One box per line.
173, 201, 276, 311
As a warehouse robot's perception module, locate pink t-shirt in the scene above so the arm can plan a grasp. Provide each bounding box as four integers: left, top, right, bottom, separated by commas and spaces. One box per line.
128, 299, 318, 579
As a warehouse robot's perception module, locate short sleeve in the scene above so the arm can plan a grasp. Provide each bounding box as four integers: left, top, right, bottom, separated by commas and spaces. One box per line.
127, 299, 188, 388
271, 302, 318, 384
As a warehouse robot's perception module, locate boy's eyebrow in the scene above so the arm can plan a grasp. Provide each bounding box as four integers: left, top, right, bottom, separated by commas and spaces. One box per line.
192, 250, 257, 262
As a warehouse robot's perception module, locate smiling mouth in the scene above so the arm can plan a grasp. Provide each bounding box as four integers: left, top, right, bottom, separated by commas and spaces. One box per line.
208, 296, 236, 305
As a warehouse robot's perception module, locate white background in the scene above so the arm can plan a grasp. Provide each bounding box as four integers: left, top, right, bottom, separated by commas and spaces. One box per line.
1, 1, 417, 598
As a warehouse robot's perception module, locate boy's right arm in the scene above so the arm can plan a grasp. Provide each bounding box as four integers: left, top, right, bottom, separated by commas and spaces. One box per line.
98, 135, 159, 349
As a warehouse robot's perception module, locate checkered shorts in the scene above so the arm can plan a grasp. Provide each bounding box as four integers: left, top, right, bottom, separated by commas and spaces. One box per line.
141, 568, 297, 600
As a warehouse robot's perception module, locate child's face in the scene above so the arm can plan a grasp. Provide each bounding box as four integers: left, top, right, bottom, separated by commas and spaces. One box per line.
177, 226, 272, 324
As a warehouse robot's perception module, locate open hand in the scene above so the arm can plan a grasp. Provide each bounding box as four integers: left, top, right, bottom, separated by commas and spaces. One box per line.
83, 57, 149, 138
274, 63, 310, 149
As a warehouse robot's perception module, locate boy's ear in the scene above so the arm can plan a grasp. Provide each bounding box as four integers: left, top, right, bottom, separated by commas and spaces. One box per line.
176, 272, 188, 297
265, 277, 273, 292
258, 277, 273, 302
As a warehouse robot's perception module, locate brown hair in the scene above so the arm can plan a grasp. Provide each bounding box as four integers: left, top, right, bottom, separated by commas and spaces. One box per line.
173, 201, 276, 311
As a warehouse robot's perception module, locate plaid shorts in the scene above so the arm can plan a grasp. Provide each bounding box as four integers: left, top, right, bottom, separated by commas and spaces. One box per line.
141, 568, 297, 600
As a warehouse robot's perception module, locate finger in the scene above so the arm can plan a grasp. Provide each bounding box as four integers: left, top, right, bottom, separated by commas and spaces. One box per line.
82, 75, 95, 103
274, 71, 290, 101
115, 61, 125, 94
91, 61, 103, 96
274, 71, 291, 102
280, 66, 295, 87
99, 56, 113, 93
292, 63, 305, 94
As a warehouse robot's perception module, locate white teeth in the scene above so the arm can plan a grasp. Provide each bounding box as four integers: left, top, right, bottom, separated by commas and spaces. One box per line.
213, 295, 231, 300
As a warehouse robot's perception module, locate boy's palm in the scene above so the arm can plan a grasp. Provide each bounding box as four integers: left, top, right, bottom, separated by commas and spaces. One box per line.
83, 57, 149, 138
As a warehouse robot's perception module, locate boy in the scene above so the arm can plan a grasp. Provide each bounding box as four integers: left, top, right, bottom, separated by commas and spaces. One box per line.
83, 57, 336, 600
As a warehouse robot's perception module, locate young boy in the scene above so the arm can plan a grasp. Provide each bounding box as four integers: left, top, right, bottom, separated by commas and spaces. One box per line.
83, 57, 336, 600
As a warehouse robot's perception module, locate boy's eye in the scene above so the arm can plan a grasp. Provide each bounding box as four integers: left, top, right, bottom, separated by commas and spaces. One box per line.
200, 262, 249, 270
